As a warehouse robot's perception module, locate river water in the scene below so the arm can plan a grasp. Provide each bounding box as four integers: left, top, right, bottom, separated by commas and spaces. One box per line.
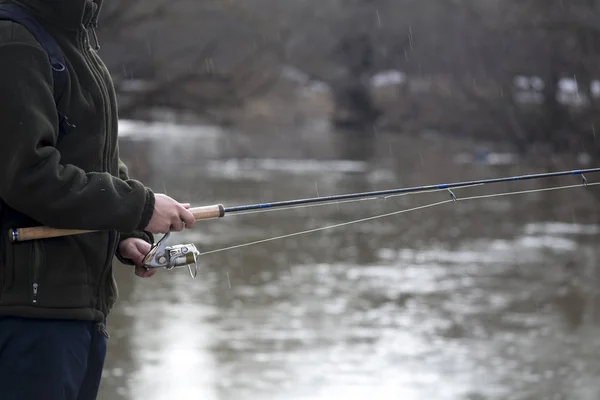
98, 120, 600, 400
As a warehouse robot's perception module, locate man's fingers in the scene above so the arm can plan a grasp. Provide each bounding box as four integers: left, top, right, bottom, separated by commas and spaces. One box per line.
121, 241, 144, 265
180, 208, 196, 229
130, 241, 151, 264
134, 240, 152, 255
133, 255, 144, 265
170, 218, 184, 232
182, 203, 191, 209
135, 265, 157, 278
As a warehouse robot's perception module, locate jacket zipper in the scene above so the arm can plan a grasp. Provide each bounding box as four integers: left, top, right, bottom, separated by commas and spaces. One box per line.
87, 31, 112, 170
31, 241, 42, 304
78, 26, 116, 313
78, 27, 110, 170
32, 283, 38, 304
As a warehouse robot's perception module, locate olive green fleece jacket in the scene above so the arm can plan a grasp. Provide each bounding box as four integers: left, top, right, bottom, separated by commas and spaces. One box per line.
0, 0, 156, 323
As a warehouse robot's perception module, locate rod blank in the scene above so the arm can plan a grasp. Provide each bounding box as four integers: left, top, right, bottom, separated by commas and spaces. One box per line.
223, 168, 600, 214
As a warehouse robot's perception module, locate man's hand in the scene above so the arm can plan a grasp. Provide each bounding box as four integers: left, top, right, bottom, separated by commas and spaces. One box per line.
145, 194, 197, 234
118, 237, 157, 278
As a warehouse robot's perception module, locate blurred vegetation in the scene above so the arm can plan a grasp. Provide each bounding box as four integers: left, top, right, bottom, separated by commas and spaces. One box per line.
98, 0, 600, 159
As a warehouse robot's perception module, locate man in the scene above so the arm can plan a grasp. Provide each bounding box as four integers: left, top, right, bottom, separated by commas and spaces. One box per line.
0, 0, 197, 398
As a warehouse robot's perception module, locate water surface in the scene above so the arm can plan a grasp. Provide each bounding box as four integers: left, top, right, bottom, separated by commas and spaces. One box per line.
99, 121, 600, 400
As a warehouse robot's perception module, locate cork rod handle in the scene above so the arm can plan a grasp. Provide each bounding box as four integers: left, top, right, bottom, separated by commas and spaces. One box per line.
8, 204, 226, 243
189, 204, 225, 220
9, 227, 95, 243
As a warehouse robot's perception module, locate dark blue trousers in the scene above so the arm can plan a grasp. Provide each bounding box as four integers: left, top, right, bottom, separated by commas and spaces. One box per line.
0, 316, 107, 400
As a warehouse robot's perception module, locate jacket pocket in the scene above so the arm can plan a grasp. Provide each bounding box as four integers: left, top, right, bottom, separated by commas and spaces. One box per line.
1, 235, 11, 291
1, 240, 39, 305
0, 234, 12, 299
37, 235, 97, 308
0, 231, 110, 310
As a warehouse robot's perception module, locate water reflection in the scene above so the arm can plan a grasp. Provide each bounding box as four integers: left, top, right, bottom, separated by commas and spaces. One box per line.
99, 120, 600, 400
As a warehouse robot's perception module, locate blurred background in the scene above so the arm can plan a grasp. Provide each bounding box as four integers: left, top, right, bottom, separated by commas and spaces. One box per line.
98, 1, 600, 399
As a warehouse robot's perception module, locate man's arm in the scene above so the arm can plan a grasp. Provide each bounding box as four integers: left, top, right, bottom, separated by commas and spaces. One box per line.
0, 33, 154, 232
115, 157, 155, 265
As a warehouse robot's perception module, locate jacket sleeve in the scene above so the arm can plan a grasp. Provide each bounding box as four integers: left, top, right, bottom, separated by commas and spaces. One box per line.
115, 157, 155, 265
0, 40, 154, 232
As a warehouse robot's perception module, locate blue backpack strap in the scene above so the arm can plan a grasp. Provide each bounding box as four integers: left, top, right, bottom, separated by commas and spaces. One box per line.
0, 3, 74, 136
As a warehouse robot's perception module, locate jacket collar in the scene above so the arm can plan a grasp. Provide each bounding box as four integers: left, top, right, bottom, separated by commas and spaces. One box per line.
11, 0, 102, 30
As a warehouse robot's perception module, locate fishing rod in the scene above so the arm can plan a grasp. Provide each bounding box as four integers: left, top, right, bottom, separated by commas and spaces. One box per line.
9, 167, 600, 243
7, 167, 600, 277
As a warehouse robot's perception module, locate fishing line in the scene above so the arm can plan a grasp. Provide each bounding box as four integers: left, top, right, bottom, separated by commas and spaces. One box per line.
198, 182, 600, 257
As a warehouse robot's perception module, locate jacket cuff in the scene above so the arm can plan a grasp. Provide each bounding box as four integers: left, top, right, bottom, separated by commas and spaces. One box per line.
115, 230, 155, 265
136, 187, 155, 231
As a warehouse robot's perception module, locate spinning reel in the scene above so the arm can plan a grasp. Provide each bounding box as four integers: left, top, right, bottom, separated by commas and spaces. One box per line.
142, 232, 201, 278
